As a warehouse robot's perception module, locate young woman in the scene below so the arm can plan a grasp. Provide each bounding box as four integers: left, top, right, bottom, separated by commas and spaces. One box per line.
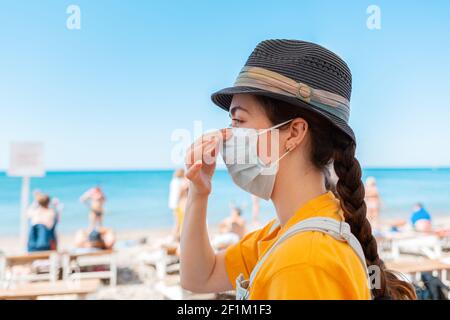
180, 40, 415, 299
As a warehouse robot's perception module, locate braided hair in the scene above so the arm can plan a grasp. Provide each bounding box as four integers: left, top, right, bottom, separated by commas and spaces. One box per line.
257, 95, 416, 300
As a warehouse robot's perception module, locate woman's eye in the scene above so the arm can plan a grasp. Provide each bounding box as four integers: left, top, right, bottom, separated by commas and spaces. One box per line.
231, 118, 243, 127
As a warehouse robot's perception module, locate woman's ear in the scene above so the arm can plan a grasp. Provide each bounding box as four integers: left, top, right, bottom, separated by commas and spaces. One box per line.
285, 118, 308, 151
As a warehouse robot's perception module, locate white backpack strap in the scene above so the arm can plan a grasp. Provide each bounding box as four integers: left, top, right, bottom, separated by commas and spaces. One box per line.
289, 217, 368, 273
248, 217, 368, 286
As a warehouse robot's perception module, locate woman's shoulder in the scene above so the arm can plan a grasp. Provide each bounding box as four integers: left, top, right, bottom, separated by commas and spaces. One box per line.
272, 229, 363, 272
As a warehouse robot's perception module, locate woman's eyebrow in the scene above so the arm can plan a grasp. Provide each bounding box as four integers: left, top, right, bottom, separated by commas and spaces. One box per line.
229, 105, 249, 117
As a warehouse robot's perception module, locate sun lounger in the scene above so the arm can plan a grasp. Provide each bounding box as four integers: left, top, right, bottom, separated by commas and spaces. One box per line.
378, 232, 442, 260
386, 259, 450, 284
62, 249, 117, 286
138, 246, 189, 300
0, 279, 101, 300
0, 251, 59, 285
138, 246, 180, 281
435, 229, 450, 251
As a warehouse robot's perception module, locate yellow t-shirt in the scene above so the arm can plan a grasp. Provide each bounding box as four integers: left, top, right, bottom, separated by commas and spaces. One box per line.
224, 191, 371, 300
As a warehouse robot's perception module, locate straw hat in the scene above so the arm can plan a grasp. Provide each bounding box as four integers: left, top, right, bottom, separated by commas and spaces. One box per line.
211, 39, 355, 141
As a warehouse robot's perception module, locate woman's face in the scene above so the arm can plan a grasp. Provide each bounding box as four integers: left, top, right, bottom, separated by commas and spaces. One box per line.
229, 94, 288, 165
229, 94, 273, 129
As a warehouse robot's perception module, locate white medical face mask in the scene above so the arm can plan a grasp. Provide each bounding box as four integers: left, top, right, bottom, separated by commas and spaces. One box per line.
220, 119, 293, 200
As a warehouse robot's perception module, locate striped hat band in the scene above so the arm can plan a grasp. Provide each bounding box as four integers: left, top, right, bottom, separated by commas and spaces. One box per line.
234, 66, 350, 123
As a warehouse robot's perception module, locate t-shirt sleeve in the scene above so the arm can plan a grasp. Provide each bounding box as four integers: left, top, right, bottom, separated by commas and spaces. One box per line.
265, 264, 358, 300
223, 219, 279, 290
224, 231, 259, 289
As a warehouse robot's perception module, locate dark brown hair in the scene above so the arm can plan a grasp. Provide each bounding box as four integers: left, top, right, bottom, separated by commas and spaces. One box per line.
256, 95, 416, 300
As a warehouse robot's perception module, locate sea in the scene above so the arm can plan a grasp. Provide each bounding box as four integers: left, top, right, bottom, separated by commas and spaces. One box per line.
0, 168, 449, 236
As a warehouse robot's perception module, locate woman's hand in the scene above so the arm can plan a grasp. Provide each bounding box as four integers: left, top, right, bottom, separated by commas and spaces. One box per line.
185, 129, 230, 196
181, 128, 234, 293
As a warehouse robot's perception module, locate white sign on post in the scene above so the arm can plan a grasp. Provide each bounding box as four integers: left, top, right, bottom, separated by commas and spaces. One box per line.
7, 142, 45, 252
8, 142, 45, 177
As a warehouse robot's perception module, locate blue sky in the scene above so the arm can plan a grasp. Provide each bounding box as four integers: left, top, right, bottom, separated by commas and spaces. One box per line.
0, 0, 449, 170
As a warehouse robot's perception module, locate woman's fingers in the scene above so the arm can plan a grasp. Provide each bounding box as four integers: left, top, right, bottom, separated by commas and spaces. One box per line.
185, 138, 217, 180
183, 129, 231, 194
202, 137, 220, 165
186, 133, 224, 166
185, 139, 211, 167
184, 129, 231, 179
220, 128, 232, 141
185, 159, 202, 181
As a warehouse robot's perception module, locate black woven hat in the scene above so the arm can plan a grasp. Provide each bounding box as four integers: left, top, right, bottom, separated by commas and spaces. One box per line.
211, 39, 355, 141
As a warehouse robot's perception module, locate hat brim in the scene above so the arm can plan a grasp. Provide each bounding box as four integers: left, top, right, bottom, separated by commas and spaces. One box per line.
211, 86, 355, 142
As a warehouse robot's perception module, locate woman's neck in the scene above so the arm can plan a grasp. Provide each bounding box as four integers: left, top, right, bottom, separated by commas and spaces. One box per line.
271, 163, 327, 226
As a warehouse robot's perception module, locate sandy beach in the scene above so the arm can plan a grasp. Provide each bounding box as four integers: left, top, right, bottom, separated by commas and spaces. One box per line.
0, 226, 226, 300
2, 215, 450, 300
0, 228, 166, 299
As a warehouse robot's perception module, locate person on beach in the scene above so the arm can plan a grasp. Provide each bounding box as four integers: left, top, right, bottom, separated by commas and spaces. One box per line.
74, 226, 115, 250
219, 205, 246, 237
74, 208, 115, 250
410, 203, 432, 232
169, 169, 185, 208
212, 205, 247, 249
180, 40, 415, 299
175, 179, 189, 239
212, 205, 247, 250
364, 176, 381, 230
80, 185, 106, 227
27, 193, 60, 252
168, 169, 189, 240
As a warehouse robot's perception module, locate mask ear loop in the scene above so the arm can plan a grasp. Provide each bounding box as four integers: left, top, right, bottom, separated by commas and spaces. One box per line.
258, 143, 295, 170
257, 118, 294, 136
270, 147, 292, 166
238, 118, 294, 139
257, 118, 295, 169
